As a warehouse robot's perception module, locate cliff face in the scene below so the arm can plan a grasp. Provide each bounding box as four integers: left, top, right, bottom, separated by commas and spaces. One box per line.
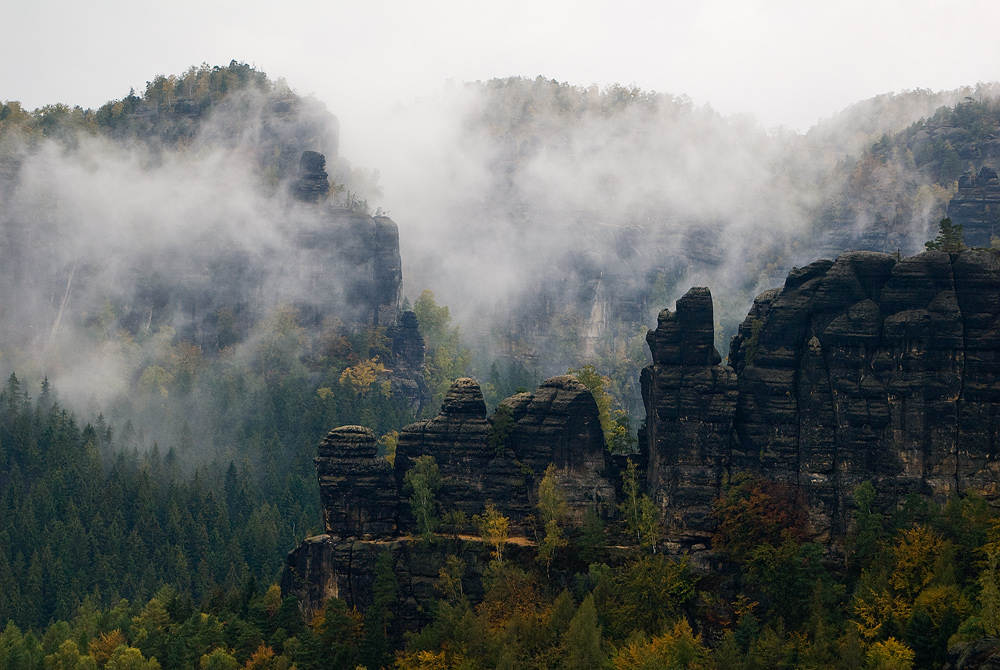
390, 375, 616, 530
640, 287, 738, 545
315, 426, 396, 539
284, 375, 618, 620
132, 170, 403, 348
947, 166, 1000, 248
286, 248, 1000, 625
386, 310, 431, 413
643, 250, 1000, 547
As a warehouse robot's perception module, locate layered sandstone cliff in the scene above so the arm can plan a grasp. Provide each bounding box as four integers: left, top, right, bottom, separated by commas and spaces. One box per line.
643, 250, 1000, 548
947, 166, 1000, 248
284, 374, 618, 619
286, 248, 1000, 623
640, 287, 738, 544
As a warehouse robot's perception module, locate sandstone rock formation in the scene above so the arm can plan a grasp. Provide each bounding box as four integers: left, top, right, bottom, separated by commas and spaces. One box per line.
109, 152, 402, 348
942, 637, 1000, 670
948, 165, 1000, 248
392, 375, 616, 528
292, 150, 330, 203
641, 250, 1000, 548
287, 248, 1000, 626
285, 374, 618, 620
315, 425, 396, 539
640, 287, 738, 544
393, 377, 495, 524
386, 310, 431, 412
503, 375, 617, 522
281, 532, 516, 636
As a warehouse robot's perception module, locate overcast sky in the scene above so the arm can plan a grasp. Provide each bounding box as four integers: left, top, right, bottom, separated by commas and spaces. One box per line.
5, 0, 1000, 144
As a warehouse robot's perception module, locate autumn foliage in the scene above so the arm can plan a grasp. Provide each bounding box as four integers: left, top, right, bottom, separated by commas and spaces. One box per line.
711, 472, 810, 562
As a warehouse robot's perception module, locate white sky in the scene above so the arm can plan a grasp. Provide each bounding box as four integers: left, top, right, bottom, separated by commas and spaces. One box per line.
5, 0, 1000, 145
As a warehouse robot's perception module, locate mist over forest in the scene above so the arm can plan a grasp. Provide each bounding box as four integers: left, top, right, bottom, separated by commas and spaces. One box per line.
6, 58, 1000, 670
2, 63, 995, 445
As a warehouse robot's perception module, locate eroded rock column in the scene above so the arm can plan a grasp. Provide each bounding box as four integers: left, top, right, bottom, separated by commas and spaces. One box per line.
641, 287, 738, 546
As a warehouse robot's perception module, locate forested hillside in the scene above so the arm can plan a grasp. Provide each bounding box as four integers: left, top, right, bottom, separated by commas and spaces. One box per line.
6, 374, 1000, 669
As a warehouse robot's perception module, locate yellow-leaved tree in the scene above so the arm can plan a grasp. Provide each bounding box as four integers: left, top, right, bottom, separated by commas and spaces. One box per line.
536, 464, 568, 572
339, 357, 389, 397
474, 502, 510, 564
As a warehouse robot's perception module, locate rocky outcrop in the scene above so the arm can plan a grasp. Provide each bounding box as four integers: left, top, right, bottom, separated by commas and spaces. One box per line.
942, 637, 1000, 670
316, 426, 397, 539
388, 310, 425, 369
288, 248, 1000, 629
392, 375, 616, 528
505, 376, 617, 522
641, 250, 1000, 548
386, 310, 431, 413
948, 166, 1000, 248
309, 375, 617, 542
305, 209, 401, 327
292, 150, 330, 203
640, 288, 738, 544
281, 533, 517, 633
393, 378, 497, 523
121, 197, 402, 348
287, 375, 618, 621
281, 535, 338, 623
732, 251, 991, 541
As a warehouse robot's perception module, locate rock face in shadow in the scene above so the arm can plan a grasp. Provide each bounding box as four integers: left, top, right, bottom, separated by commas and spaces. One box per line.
292, 150, 330, 203
504, 376, 617, 523
942, 637, 1000, 670
315, 426, 397, 539
640, 250, 1000, 548
287, 248, 1000, 629
110, 153, 402, 348
285, 375, 619, 622
386, 310, 431, 413
281, 534, 518, 641
640, 287, 738, 544
947, 165, 1000, 248
392, 376, 617, 529
393, 378, 495, 523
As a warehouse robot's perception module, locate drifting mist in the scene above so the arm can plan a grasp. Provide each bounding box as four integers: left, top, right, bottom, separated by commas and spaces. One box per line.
0, 65, 994, 456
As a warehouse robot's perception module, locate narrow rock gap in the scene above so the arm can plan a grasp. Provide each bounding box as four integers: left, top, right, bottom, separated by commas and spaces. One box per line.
818, 329, 842, 544
950, 255, 967, 495
346, 541, 355, 607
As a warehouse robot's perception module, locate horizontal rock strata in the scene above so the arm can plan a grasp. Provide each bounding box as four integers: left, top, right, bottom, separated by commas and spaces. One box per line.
643, 250, 1000, 548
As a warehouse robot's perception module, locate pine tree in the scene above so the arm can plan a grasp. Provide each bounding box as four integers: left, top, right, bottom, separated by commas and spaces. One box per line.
361, 551, 398, 670
560, 594, 605, 670
925, 217, 966, 252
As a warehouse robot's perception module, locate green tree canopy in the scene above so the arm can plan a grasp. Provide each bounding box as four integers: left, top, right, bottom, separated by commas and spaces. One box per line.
925, 217, 966, 252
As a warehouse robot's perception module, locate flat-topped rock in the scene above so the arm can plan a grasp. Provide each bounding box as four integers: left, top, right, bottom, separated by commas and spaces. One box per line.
315, 425, 396, 539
